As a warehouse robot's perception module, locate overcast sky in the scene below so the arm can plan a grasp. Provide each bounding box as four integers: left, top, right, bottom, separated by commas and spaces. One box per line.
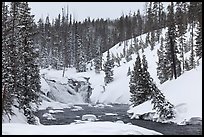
29, 2, 148, 22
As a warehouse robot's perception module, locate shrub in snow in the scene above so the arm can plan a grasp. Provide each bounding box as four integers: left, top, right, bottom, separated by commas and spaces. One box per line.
82, 114, 97, 122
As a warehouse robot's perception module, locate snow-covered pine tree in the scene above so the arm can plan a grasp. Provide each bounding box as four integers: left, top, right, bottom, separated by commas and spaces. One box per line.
3, 2, 23, 116
157, 36, 169, 84
195, 21, 202, 59
125, 48, 133, 62
175, 2, 188, 73
44, 16, 52, 68
184, 58, 190, 71
36, 18, 49, 69
94, 45, 102, 74
75, 22, 86, 72
104, 50, 114, 84
141, 54, 154, 100
142, 54, 175, 121
164, 2, 181, 80
151, 83, 175, 121
127, 67, 131, 76
129, 53, 175, 121
129, 53, 147, 106
17, 2, 41, 124
2, 2, 14, 116
67, 15, 73, 67
150, 31, 156, 51
188, 2, 197, 70
195, 2, 202, 60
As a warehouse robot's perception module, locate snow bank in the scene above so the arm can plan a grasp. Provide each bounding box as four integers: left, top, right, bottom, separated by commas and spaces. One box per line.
2, 122, 162, 135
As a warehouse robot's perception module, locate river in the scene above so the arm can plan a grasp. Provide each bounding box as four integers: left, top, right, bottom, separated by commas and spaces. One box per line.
34, 104, 202, 135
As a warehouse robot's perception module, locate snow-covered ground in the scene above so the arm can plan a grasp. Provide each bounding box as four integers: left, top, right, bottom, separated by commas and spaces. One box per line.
2, 122, 162, 135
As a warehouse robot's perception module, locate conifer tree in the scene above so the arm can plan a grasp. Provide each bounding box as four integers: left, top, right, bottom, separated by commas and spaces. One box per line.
127, 67, 131, 76
17, 2, 41, 124
104, 50, 114, 84
129, 53, 147, 106
164, 2, 181, 80
2, 2, 14, 115
75, 22, 86, 72
195, 21, 202, 59
130, 53, 175, 121
157, 36, 168, 84
94, 45, 102, 74
175, 2, 188, 73
151, 83, 175, 121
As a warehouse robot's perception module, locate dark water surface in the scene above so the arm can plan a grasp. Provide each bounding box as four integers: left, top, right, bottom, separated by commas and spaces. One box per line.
34, 104, 202, 135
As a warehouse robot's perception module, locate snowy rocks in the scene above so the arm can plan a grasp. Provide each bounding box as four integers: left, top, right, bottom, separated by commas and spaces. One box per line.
42, 113, 56, 120
115, 120, 124, 124
82, 114, 97, 122
186, 117, 202, 125
71, 106, 83, 111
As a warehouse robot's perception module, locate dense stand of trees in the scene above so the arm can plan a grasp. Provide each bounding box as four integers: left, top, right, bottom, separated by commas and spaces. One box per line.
2, 2, 41, 124
2, 2, 202, 123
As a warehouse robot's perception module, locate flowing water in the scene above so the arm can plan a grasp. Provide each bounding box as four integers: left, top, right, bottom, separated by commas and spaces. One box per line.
34, 104, 202, 135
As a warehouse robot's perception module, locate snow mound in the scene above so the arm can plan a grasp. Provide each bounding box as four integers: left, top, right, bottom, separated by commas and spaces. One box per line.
82, 114, 97, 122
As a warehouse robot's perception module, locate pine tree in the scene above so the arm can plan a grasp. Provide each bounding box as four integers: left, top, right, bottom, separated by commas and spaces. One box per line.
75, 22, 86, 72
164, 2, 181, 80
188, 2, 197, 70
157, 36, 168, 84
2, 2, 14, 115
127, 67, 131, 76
44, 16, 52, 68
129, 53, 146, 106
150, 31, 156, 51
17, 2, 41, 124
141, 54, 154, 100
184, 58, 190, 71
104, 50, 114, 84
151, 83, 175, 121
129, 53, 175, 121
36, 18, 48, 69
195, 21, 202, 59
175, 2, 188, 73
94, 45, 102, 74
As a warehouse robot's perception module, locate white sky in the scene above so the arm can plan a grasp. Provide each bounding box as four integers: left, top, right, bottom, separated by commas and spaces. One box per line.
28, 2, 147, 22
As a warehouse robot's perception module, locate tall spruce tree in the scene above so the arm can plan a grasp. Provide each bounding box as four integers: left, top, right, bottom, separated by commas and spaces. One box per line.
104, 50, 114, 84
129, 53, 148, 106
130, 53, 175, 121
17, 2, 41, 124
175, 2, 188, 73
164, 2, 181, 80
2, 2, 14, 116
94, 44, 102, 74
157, 36, 169, 84
75, 22, 86, 72
195, 21, 202, 59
